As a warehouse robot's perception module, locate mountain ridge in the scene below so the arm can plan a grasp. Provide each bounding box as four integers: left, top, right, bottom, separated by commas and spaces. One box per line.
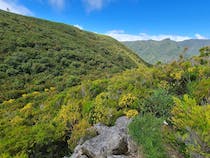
123, 38, 210, 63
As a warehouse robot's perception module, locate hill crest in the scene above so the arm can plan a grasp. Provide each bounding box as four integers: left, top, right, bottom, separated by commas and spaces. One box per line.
123, 38, 210, 63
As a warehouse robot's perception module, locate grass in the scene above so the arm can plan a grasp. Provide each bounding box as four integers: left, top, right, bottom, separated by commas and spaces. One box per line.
129, 114, 167, 158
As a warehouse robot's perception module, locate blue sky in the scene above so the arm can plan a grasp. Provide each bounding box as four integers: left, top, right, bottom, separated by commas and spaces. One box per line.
1, 0, 210, 41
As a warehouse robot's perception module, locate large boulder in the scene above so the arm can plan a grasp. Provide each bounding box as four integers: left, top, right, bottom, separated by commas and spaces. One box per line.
71, 116, 140, 158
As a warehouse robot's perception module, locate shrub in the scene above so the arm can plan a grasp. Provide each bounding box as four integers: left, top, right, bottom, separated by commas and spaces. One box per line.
90, 92, 119, 125
171, 95, 210, 158
20, 103, 33, 113
190, 78, 210, 104
66, 76, 80, 88
10, 116, 24, 125
124, 109, 138, 118
170, 70, 184, 80
55, 104, 81, 129
142, 89, 174, 117
3, 99, 15, 104
67, 119, 91, 151
90, 105, 118, 125
118, 93, 137, 109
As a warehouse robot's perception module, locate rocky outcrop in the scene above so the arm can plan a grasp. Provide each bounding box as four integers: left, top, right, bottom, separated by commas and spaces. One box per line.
71, 117, 141, 158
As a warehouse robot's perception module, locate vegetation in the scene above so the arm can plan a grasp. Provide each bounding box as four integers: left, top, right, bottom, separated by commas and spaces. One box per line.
170, 95, 210, 158
129, 114, 167, 158
123, 39, 210, 64
0, 9, 145, 103
0, 10, 210, 158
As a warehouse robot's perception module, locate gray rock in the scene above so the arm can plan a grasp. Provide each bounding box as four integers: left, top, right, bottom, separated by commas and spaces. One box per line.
115, 116, 131, 128
80, 156, 88, 158
107, 155, 129, 158
71, 116, 139, 158
94, 123, 109, 135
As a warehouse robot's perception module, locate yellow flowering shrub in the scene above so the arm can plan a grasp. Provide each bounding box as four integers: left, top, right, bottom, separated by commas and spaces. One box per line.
124, 109, 138, 118
50, 87, 56, 91
187, 67, 196, 73
20, 103, 33, 113
197, 66, 210, 78
67, 119, 91, 150
171, 95, 210, 157
3, 99, 15, 104
32, 91, 40, 96
55, 104, 81, 128
10, 116, 24, 125
170, 70, 183, 80
90, 92, 118, 125
158, 80, 169, 90
90, 105, 116, 125
21, 91, 41, 98
118, 93, 137, 109
22, 94, 27, 98
44, 88, 49, 92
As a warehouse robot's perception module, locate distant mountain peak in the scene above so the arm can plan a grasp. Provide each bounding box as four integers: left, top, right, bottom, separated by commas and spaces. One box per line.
162, 38, 171, 41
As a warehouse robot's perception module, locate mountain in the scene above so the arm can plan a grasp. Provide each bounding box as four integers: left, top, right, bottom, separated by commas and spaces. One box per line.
0, 10, 145, 103
123, 38, 210, 64
0, 10, 148, 157
0, 10, 209, 158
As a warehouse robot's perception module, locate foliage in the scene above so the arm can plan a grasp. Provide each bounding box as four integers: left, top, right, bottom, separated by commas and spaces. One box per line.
171, 95, 210, 158
124, 109, 139, 118
118, 93, 137, 109
67, 119, 91, 151
141, 89, 174, 117
54, 103, 81, 129
89, 92, 119, 125
189, 78, 210, 104
0, 10, 144, 103
0, 9, 210, 158
129, 114, 167, 158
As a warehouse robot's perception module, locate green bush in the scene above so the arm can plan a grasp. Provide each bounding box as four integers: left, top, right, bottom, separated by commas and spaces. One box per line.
142, 89, 174, 117
171, 95, 210, 158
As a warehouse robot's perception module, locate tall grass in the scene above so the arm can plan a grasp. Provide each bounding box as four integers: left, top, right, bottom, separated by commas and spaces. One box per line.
129, 114, 167, 158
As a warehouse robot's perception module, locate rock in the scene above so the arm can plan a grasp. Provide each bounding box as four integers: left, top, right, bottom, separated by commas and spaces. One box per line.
80, 156, 88, 158
71, 116, 139, 158
107, 155, 129, 158
115, 116, 131, 128
93, 123, 109, 135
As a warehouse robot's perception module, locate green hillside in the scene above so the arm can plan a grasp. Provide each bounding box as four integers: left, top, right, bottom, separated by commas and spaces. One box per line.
0, 10, 209, 158
0, 10, 144, 103
1, 45, 209, 158
123, 39, 210, 64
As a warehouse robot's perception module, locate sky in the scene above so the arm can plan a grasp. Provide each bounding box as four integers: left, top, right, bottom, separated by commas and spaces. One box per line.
0, 0, 210, 41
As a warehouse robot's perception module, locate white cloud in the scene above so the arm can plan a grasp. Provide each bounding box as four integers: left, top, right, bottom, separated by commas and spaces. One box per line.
106, 30, 208, 42
73, 24, 84, 30
49, 0, 65, 10
0, 0, 33, 15
48, 0, 115, 11
195, 33, 207, 39
83, 0, 113, 12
